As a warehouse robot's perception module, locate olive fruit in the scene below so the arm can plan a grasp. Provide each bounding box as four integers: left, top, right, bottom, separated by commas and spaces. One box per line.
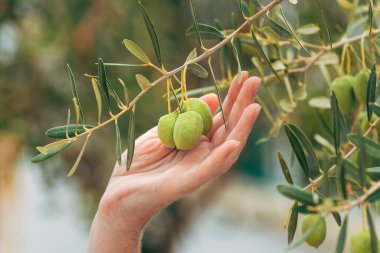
302, 214, 326, 248
182, 98, 213, 135
353, 68, 370, 104
350, 231, 380, 253
331, 75, 356, 115
173, 111, 204, 150
158, 113, 178, 148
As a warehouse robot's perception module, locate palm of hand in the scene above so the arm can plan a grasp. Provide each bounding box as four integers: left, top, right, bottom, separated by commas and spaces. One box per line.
98, 72, 261, 228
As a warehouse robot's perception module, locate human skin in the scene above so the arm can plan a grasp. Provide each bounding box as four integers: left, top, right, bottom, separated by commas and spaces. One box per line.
87, 72, 261, 253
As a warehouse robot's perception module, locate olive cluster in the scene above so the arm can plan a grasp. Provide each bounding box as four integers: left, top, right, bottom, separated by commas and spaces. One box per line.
158, 98, 213, 150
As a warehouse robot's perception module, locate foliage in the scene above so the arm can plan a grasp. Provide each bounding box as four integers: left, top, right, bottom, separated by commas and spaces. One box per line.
29, 0, 380, 251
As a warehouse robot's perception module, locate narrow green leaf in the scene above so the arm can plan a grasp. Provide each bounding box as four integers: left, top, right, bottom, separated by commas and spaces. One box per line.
335, 215, 348, 253
126, 106, 136, 171
369, 103, 380, 117
238, 0, 251, 18
46, 124, 94, 139
277, 184, 319, 206
107, 80, 124, 107
284, 125, 309, 178
122, 39, 150, 64
266, 15, 291, 38
136, 74, 151, 90
367, 167, 380, 180
72, 97, 80, 131
288, 203, 298, 244
65, 109, 71, 138
369, 0, 374, 35
336, 158, 347, 200
67, 64, 84, 123
288, 124, 320, 179
102, 63, 145, 67
357, 128, 368, 188
279, 7, 310, 55
185, 23, 225, 40
188, 63, 208, 79
231, 38, 242, 83
91, 78, 102, 124
115, 121, 122, 165
278, 152, 294, 184
367, 64, 377, 121
98, 58, 111, 111
286, 214, 324, 250
32, 140, 71, 163
366, 208, 378, 253
331, 92, 343, 155
349, 134, 380, 160
314, 0, 332, 50
138, 1, 161, 66
251, 29, 282, 83
332, 212, 342, 227
322, 152, 330, 196
118, 78, 131, 106
342, 159, 361, 185
208, 58, 227, 131
67, 134, 91, 177
189, 0, 202, 46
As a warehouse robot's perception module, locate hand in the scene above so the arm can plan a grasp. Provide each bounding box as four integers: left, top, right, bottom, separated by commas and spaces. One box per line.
87, 72, 261, 253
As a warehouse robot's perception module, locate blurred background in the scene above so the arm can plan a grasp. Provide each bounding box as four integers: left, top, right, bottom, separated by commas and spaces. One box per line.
0, 0, 377, 252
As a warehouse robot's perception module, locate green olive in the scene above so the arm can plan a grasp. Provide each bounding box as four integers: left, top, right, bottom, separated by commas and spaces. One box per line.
173, 111, 204, 150
353, 68, 370, 104
182, 98, 213, 135
302, 214, 326, 248
331, 75, 356, 115
158, 113, 178, 149
350, 231, 380, 253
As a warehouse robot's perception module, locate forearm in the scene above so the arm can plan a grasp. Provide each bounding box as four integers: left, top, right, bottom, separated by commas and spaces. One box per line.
87, 213, 143, 253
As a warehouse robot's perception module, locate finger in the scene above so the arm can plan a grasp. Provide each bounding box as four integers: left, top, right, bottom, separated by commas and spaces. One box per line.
173, 140, 240, 195
208, 71, 248, 138
226, 76, 261, 132
199, 93, 219, 115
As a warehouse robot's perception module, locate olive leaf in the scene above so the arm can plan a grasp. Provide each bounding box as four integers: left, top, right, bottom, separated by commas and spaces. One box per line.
231, 38, 242, 83
46, 124, 94, 139
284, 124, 309, 178
277, 184, 320, 206
366, 208, 378, 253
279, 7, 310, 55
186, 48, 197, 62
138, 1, 162, 66
297, 24, 320, 35
238, 0, 251, 18
115, 120, 122, 165
126, 106, 136, 171
288, 203, 298, 244
251, 29, 282, 83
331, 92, 348, 154
32, 140, 71, 163
278, 151, 294, 184
189, 0, 202, 46
67, 133, 91, 177
336, 158, 347, 200
186, 23, 225, 40
369, 0, 374, 35
266, 14, 292, 38
91, 78, 102, 124
188, 63, 208, 79
349, 134, 380, 160
357, 128, 368, 188
118, 78, 131, 107
136, 74, 151, 90
367, 64, 377, 121
366, 188, 380, 202
98, 58, 112, 111
335, 215, 348, 253
208, 57, 227, 131
122, 39, 150, 64
314, 0, 332, 50
67, 64, 84, 123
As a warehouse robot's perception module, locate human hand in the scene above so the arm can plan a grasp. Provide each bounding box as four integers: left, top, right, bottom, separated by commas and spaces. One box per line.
87, 72, 261, 253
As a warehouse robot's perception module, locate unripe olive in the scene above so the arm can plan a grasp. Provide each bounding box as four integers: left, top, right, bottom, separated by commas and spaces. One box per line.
353, 68, 370, 104
302, 214, 326, 248
350, 231, 380, 253
182, 98, 213, 135
173, 111, 204, 150
158, 113, 178, 149
331, 75, 356, 115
